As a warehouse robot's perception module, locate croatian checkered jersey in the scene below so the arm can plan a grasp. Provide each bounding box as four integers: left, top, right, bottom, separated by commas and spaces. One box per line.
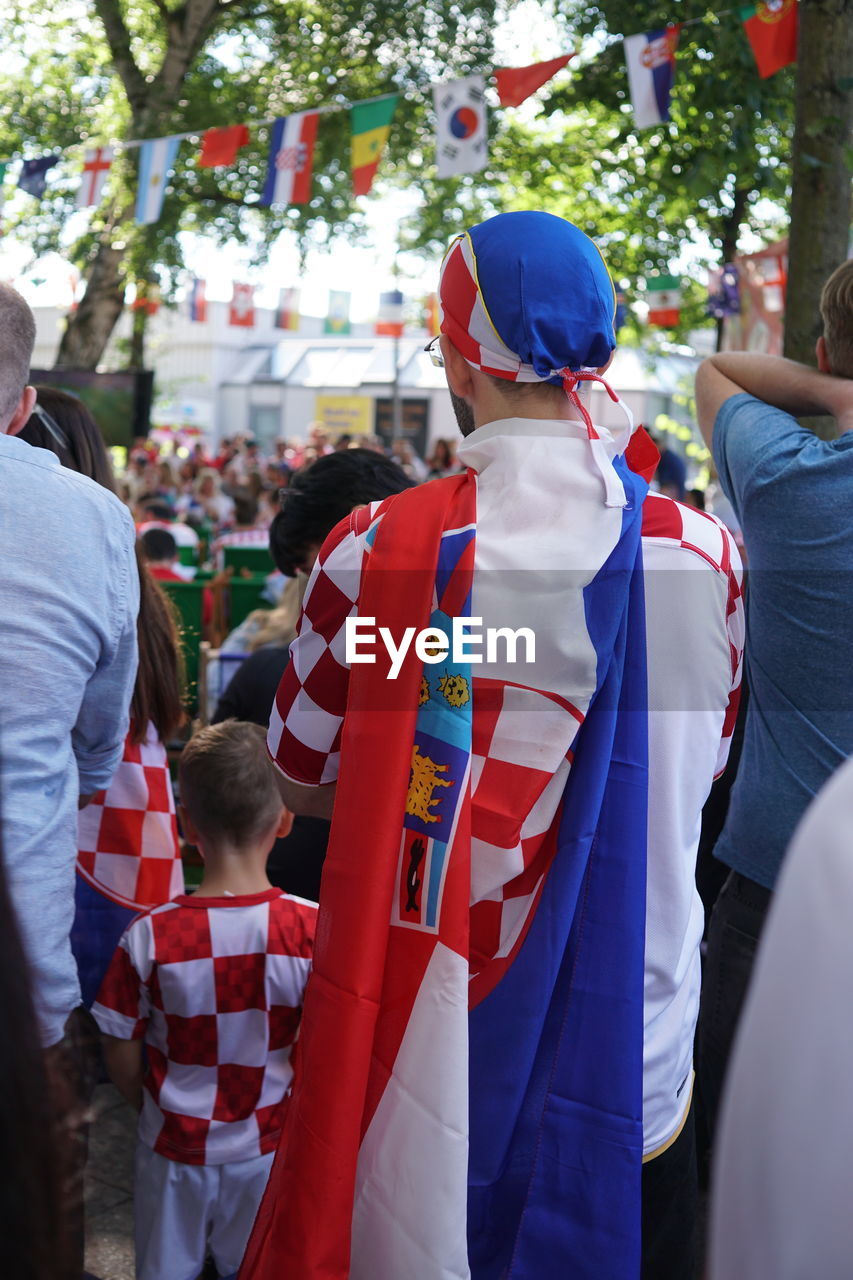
92, 888, 316, 1165
268, 429, 744, 1156
77, 725, 184, 911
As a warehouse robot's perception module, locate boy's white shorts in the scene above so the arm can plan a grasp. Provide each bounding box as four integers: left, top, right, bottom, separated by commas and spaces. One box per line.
134, 1142, 274, 1280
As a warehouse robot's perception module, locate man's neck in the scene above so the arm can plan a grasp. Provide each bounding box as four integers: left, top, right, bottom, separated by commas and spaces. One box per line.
192, 839, 274, 898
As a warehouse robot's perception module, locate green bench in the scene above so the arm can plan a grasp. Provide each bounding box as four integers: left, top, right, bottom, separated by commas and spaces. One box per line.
223, 544, 275, 574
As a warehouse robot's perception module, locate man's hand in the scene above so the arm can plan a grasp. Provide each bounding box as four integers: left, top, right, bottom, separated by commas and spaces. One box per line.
274, 771, 336, 821
696, 353, 853, 448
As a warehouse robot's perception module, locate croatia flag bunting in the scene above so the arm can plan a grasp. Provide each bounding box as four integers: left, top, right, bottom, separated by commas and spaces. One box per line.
198, 123, 250, 168
188, 277, 207, 323
647, 275, 681, 326
229, 282, 255, 327
76, 146, 113, 208
375, 289, 404, 336
432, 74, 488, 178
262, 112, 320, 206
624, 26, 681, 129
351, 94, 398, 196
275, 286, 300, 330
741, 0, 798, 78
493, 54, 574, 107
135, 135, 181, 225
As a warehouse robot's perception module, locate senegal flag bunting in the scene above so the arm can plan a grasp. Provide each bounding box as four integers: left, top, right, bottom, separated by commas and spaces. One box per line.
351, 94, 398, 196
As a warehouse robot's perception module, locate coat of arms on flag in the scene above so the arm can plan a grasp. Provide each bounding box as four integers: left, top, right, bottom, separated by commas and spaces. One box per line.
77, 146, 113, 208
624, 26, 681, 129
432, 74, 488, 178
262, 112, 320, 206
229, 282, 255, 327
646, 274, 681, 326
741, 0, 798, 78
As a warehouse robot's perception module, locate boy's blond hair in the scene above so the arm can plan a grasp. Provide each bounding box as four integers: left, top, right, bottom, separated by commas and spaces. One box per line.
820, 259, 853, 378
179, 720, 282, 844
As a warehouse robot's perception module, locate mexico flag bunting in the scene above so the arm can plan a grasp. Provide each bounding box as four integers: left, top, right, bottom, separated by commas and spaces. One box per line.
646, 275, 681, 327
351, 94, 398, 196
741, 0, 798, 78
494, 54, 574, 107
262, 112, 320, 206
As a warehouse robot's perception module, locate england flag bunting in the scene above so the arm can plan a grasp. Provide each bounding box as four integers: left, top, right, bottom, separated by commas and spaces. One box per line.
623, 26, 681, 129
76, 146, 113, 208
262, 112, 320, 206
432, 75, 488, 178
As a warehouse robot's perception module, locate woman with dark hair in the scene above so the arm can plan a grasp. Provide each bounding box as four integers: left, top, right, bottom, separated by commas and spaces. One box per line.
18, 389, 186, 1002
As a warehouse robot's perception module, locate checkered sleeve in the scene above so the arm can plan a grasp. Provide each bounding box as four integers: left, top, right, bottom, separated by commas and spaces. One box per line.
91, 919, 152, 1041
267, 503, 383, 786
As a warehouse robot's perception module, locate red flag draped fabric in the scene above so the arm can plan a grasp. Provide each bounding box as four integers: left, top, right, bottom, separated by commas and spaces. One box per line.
741, 0, 798, 78
198, 124, 250, 168
494, 54, 574, 107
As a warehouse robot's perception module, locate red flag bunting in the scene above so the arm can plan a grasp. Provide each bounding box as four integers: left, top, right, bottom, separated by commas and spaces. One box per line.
198, 124, 251, 168
493, 54, 574, 108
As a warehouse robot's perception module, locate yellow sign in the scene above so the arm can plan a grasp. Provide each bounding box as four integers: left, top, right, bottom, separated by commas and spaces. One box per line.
314, 395, 373, 437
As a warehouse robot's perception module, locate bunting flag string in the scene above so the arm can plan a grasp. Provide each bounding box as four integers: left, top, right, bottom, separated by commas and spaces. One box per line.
0, 5, 798, 226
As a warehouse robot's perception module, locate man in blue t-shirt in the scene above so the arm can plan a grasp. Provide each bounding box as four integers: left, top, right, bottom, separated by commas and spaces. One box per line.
693, 259, 853, 1140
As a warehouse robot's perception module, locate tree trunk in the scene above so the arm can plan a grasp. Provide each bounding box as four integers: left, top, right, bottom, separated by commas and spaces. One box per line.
784, 0, 853, 368
54, 239, 126, 369
715, 186, 749, 352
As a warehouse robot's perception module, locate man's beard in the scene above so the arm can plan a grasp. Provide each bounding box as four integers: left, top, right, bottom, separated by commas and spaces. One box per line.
450, 390, 476, 437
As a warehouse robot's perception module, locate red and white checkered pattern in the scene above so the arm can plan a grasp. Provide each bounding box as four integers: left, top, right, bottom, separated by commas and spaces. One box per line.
92, 888, 316, 1165
77, 726, 184, 910
212, 526, 272, 570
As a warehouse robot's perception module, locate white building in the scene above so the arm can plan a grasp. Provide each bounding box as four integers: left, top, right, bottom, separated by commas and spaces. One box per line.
31, 302, 702, 457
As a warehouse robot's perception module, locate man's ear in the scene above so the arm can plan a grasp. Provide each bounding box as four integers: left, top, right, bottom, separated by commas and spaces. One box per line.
596, 351, 615, 377
441, 336, 476, 401
6, 385, 36, 436
178, 804, 201, 849
275, 806, 294, 840
816, 336, 832, 374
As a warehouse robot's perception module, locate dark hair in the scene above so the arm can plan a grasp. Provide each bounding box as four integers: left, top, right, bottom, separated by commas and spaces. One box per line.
270, 448, 415, 576
179, 720, 282, 843
17, 400, 185, 742
133, 550, 185, 742
0, 825, 64, 1277
140, 499, 174, 522
140, 527, 177, 563
233, 490, 259, 527
18, 387, 117, 492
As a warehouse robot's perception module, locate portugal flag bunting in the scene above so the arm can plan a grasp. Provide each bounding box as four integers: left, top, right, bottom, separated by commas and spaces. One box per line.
493, 54, 574, 108
646, 275, 681, 327
741, 0, 798, 78
351, 94, 398, 196
198, 124, 250, 168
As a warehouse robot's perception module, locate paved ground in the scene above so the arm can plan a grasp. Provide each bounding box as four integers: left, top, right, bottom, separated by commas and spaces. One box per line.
85, 1084, 136, 1280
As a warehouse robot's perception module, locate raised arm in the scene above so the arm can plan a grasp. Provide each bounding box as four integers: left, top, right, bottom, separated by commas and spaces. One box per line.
696, 353, 853, 448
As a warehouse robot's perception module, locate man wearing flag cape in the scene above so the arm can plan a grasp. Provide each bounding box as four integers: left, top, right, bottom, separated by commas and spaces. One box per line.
245, 212, 743, 1279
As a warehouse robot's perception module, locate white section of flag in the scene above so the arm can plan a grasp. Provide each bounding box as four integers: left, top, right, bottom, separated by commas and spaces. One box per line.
432, 75, 488, 179
135, 136, 181, 225
77, 146, 114, 208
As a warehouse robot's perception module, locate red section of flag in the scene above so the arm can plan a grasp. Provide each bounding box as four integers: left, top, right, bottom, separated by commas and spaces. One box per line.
291, 112, 319, 204
743, 0, 798, 78
494, 54, 574, 107
648, 305, 680, 327
198, 124, 250, 168
229, 282, 255, 327
375, 320, 404, 336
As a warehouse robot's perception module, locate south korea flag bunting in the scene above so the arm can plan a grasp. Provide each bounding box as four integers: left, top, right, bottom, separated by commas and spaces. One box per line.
432, 75, 488, 178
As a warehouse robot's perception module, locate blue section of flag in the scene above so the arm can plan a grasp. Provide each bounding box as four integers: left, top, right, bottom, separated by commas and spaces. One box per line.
18, 155, 59, 197
425, 838, 448, 928
262, 118, 286, 206
467, 457, 649, 1279
649, 29, 676, 122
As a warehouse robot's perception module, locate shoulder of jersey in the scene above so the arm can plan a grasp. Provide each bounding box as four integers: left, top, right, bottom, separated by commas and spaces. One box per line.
641, 492, 733, 573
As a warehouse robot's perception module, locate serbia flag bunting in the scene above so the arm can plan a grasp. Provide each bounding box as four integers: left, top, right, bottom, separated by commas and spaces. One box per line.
623, 26, 681, 129
262, 112, 320, 206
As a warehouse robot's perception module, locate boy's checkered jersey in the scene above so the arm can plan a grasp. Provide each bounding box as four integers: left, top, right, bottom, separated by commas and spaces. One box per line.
92, 888, 316, 1165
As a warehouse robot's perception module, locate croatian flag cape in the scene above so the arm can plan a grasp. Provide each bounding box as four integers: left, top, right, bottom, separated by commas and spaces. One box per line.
242, 440, 650, 1276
